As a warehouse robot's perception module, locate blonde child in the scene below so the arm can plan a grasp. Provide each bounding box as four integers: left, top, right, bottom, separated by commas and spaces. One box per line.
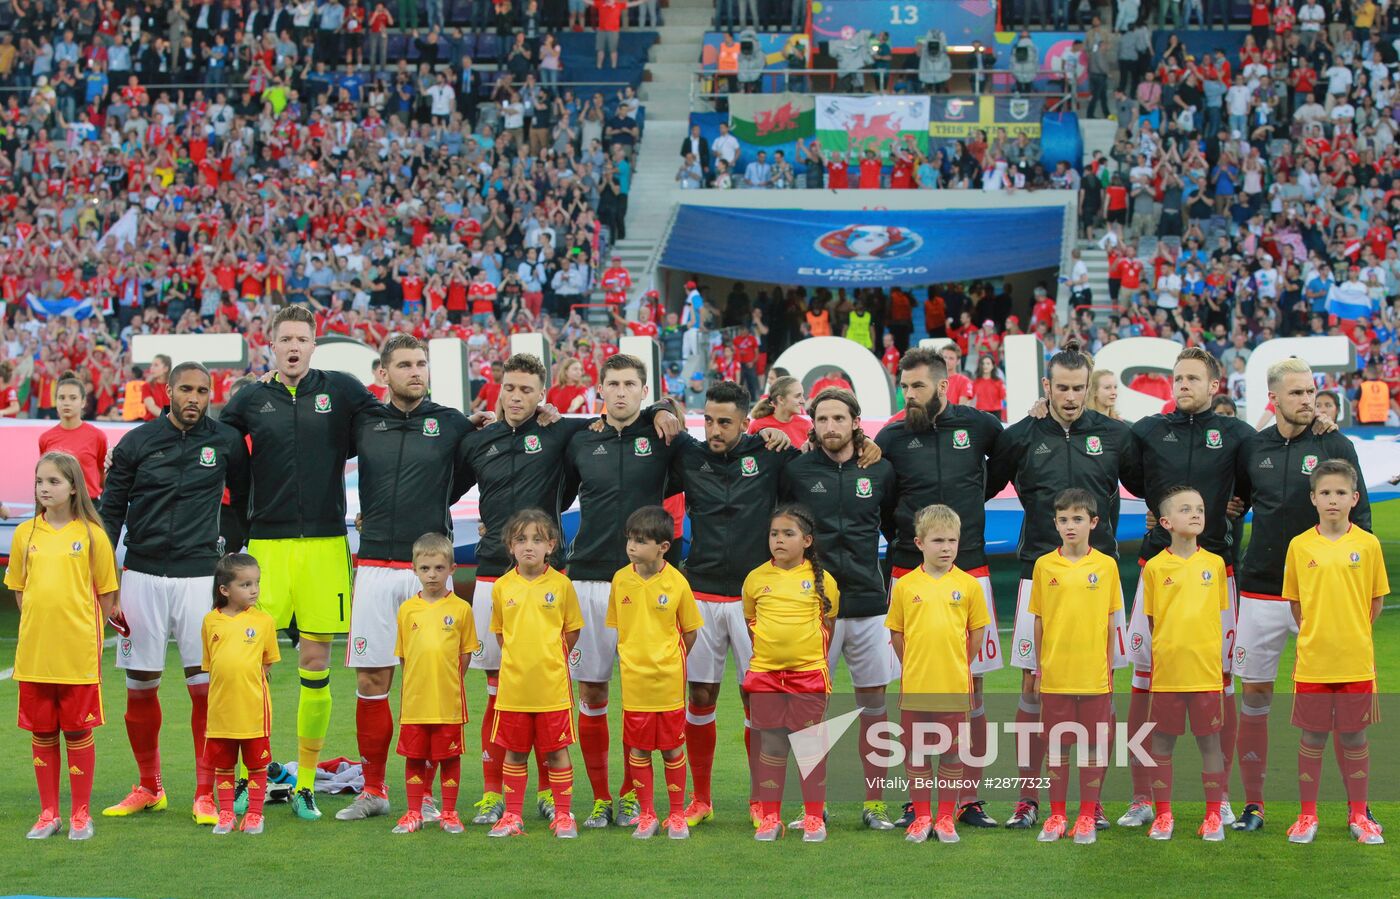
1284, 460, 1389, 846
391, 533, 480, 835
6, 452, 120, 840
606, 506, 703, 840
488, 509, 584, 838
886, 504, 989, 845
202, 553, 280, 835
1140, 486, 1230, 842
744, 505, 840, 843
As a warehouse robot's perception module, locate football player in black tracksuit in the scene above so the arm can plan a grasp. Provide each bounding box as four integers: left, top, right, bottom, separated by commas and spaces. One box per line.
875, 347, 1005, 828
781, 388, 897, 831
99, 362, 249, 824
986, 343, 1143, 830
1229, 359, 1371, 833
218, 305, 380, 818
1114, 347, 1257, 829
452, 353, 677, 826
559, 354, 693, 829
337, 334, 476, 823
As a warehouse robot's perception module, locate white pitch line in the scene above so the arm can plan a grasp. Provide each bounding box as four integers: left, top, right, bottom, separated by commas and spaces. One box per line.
0, 667, 12, 680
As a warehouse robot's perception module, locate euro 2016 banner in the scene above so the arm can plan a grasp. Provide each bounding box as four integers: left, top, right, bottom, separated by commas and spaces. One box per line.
815, 94, 930, 156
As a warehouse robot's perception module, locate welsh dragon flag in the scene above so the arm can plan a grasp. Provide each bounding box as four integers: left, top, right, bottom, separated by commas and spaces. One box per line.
814, 95, 930, 156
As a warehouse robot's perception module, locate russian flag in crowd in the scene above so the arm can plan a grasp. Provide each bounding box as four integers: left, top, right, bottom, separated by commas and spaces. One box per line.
1326, 281, 1376, 322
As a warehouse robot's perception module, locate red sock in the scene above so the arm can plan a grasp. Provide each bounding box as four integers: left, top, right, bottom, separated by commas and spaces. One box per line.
799, 753, 826, 818
1017, 699, 1045, 803
663, 751, 687, 817
31, 733, 61, 815
481, 678, 503, 793
908, 764, 932, 819
1239, 708, 1270, 808
439, 756, 461, 815
1049, 763, 1069, 819
1079, 766, 1106, 820
936, 759, 962, 819
1128, 684, 1153, 803
1151, 753, 1174, 816
962, 706, 988, 804
64, 730, 96, 817
684, 703, 717, 804
1221, 678, 1238, 785
755, 751, 786, 818
629, 753, 654, 817
405, 758, 429, 817
124, 680, 163, 794
1203, 769, 1224, 817
503, 760, 529, 818
577, 704, 611, 802
355, 693, 393, 797
745, 719, 755, 803
1298, 741, 1324, 817
549, 761, 574, 819
187, 676, 212, 798
859, 706, 886, 802
1339, 741, 1369, 819
247, 760, 268, 817
215, 766, 237, 814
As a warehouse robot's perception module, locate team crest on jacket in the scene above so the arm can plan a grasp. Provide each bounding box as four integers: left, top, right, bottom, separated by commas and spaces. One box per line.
741, 456, 759, 477
1085, 436, 1103, 455
423, 418, 440, 437
634, 437, 652, 456
354, 637, 367, 655
314, 393, 332, 413
1205, 428, 1223, 448
199, 446, 217, 467
856, 477, 872, 497
1301, 454, 1319, 474
1131, 633, 1144, 651
524, 435, 542, 453
952, 428, 970, 449
1018, 639, 1032, 657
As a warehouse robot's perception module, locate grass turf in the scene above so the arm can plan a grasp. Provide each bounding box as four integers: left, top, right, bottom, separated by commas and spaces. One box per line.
0, 503, 1396, 898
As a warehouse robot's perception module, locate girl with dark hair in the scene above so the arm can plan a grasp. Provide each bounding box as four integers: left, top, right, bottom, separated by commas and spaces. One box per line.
742, 504, 840, 844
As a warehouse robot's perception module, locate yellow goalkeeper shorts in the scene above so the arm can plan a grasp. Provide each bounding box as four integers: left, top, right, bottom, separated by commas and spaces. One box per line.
246, 536, 353, 635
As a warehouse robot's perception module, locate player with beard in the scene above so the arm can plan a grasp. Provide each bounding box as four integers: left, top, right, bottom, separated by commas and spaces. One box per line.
780, 388, 898, 830
454, 353, 678, 826
986, 340, 1143, 831
99, 363, 250, 826
336, 335, 477, 824
1229, 358, 1371, 833
668, 381, 834, 829
220, 305, 380, 820
875, 348, 1005, 828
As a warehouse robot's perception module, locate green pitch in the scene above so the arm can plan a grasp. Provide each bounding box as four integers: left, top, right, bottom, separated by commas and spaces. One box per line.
1, 504, 1397, 898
